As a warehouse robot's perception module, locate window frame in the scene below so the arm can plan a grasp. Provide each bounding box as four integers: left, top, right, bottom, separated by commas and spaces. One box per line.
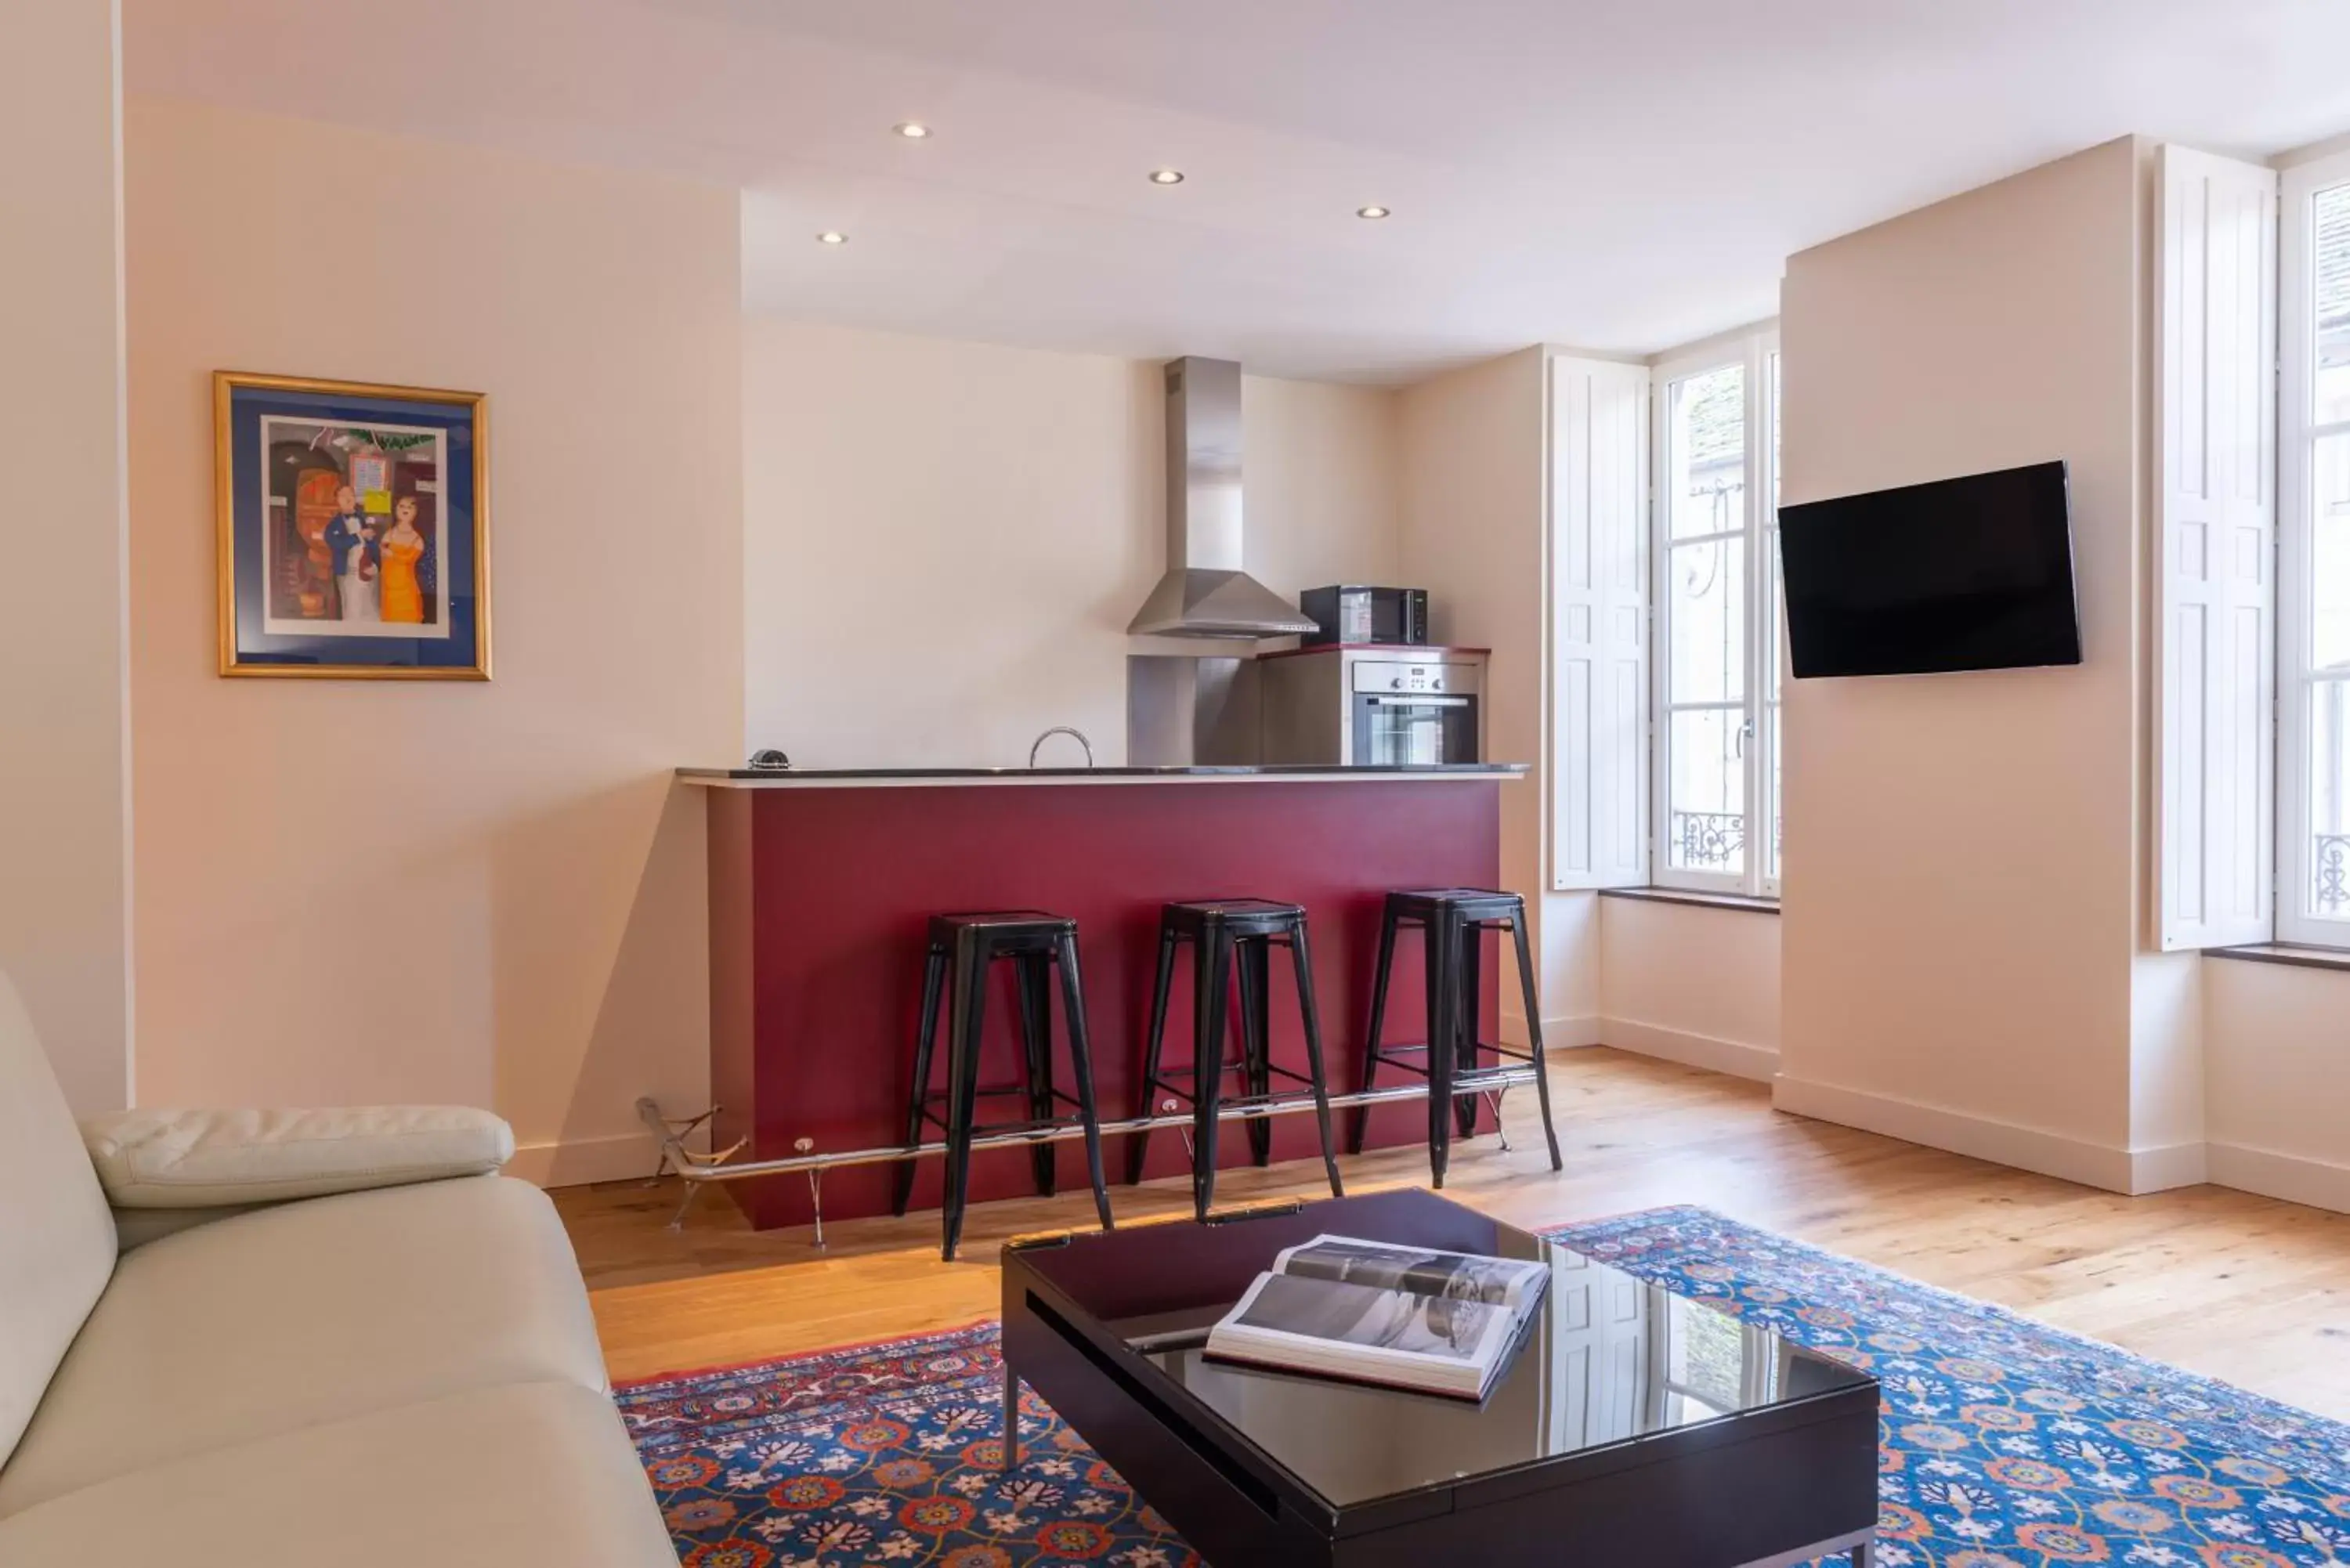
1650, 329, 1781, 899
2280, 150, 2350, 949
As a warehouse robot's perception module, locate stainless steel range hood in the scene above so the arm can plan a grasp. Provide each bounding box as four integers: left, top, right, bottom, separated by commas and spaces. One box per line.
1126, 356, 1318, 640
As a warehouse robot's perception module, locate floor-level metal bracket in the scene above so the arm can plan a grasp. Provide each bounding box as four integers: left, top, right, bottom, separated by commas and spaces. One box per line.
634, 1096, 750, 1232
797, 1138, 826, 1249
1163, 1097, 1195, 1164
1483, 1087, 1513, 1152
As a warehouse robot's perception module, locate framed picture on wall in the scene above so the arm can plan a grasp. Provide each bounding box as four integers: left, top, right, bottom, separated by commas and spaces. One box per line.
214, 371, 490, 679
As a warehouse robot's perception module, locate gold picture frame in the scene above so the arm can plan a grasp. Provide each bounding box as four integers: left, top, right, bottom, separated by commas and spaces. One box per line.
214, 370, 491, 679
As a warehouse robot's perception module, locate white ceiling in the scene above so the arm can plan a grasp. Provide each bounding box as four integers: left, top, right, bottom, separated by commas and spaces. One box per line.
129, 0, 2350, 384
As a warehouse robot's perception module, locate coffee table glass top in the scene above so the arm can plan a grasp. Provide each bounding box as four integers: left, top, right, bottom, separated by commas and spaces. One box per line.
1013, 1191, 1871, 1511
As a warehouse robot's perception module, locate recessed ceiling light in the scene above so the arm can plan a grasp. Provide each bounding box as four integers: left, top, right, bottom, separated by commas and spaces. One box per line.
1148, 168, 1186, 186
894, 122, 931, 139
1357, 204, 1391, 220
816, 231, 848, 245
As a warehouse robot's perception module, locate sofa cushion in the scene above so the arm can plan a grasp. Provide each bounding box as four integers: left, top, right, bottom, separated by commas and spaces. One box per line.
82, 1104, 515, 1207
0, 1172, 606, 1515
0, 1381, 679, 1568
0, 973, 118, 1473
107, 1201, 269, 1252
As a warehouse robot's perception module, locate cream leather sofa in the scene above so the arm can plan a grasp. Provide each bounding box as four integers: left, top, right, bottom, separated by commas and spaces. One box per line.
0, 974, 678, 1566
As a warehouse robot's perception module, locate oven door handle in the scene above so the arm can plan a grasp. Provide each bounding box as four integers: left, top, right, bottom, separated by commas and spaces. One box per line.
1361, 695, 1473, 707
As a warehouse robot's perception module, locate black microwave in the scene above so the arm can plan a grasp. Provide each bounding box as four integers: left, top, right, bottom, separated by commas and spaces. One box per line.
1300, 585, 1429, 647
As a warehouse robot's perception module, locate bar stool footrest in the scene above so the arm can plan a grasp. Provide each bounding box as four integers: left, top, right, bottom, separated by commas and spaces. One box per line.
906, 1111, 1102, 1149
1364, 1039, 1546, 1068
1143, 1085, 1337, 1118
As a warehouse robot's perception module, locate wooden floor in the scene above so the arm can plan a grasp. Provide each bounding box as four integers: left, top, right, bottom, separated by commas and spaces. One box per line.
559, 1046, 2350, 1420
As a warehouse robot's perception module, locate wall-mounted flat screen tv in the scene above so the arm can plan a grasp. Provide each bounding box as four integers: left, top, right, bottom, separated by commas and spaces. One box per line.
1777, 460, 2081, 678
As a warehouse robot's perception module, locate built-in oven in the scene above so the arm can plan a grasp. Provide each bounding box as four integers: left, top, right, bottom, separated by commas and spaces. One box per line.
1258, 646, 1486, 766
1352, 659, 1480, 766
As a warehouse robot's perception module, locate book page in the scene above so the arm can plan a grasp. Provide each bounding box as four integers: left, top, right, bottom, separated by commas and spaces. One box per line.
1271, 1234, 1549, 1310
1229, 1273, 1499, 1363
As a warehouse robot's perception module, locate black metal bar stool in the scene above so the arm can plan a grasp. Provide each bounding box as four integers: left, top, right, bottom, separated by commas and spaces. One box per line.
1130, 898, 1345, 1220
1351, 888, 1564, 1188
891, 911, 1114, 1260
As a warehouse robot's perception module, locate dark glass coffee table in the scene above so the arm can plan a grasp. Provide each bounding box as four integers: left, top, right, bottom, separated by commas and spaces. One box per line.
1001, 1189, 1878, 1568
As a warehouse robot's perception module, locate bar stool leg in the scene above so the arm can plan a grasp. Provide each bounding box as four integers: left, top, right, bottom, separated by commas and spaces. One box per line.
1053, 930, 1115, 1234
1351, 901, 1401, 1154
894, 945, 947, 1218
1426, 910, 1459, 1190
1014, 953, 1057, 1198
1454, 921, 1483, 1142
1509, 912, 1564, 1172
940, 933, 992, 1262
1236, 937, 1274, 1168
1191, 926, 1234, 1220
1130, 927, 1180, 1185
1286, 920, 1345, 1199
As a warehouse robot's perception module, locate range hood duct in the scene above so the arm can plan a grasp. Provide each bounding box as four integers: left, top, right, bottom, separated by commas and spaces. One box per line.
1126, 356, 1318, 640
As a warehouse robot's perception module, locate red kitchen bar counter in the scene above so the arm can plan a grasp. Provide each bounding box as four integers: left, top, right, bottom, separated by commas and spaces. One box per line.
678, 763, 1528, 1230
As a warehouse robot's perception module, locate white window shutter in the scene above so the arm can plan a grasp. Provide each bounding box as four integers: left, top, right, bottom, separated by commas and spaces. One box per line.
2156, 145, 2277, 950
1551, 355, 1650, 890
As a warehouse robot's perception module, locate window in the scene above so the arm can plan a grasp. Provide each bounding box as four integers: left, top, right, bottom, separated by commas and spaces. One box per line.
2282, 153, 2350, 947
1654, 331, 1781, 897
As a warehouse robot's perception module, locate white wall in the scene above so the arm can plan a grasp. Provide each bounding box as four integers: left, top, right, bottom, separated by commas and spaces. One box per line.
1605, 140, 2347, 1215
741, 317, 1401, 767
1598, 899, 1779, 1081
1397, 349, 1600, 1034
2206, 960, 2350, 1211
0, 0, 135, 1115
125, 98, 744, 1183
1777, 137, 2167, 1190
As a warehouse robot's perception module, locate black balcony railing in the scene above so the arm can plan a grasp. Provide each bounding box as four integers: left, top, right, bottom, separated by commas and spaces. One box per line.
1673, 810, 1744, 870
2319, 833, 2350, 917
1672, 825, 2340, 908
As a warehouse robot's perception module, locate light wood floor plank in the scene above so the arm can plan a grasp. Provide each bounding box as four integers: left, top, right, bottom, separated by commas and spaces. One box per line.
559, 1047, 2350, 1418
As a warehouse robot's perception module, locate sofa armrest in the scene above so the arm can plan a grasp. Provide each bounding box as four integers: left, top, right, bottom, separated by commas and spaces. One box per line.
80, 1106, 515, 1209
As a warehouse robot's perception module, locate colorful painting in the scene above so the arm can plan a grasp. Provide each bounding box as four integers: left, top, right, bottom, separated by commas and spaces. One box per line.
215, 372, 489, 678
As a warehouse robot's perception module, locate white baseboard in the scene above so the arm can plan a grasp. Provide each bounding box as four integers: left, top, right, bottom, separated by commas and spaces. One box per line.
1596, 1018, 1778, 1084
2129, 1140, 2210, 1193
2207, 1140, 2350, 1214
1770, 1073, 2202, 1195
1501, 1012, 1600, 1050
508, 1132, 663, 1190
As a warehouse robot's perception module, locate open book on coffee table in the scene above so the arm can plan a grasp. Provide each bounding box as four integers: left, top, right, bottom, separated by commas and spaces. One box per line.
1203, 1234, 1552, 1400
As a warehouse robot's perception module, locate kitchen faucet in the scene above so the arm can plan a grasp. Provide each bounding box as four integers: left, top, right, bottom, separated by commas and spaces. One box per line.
1029, 726, 1096, 768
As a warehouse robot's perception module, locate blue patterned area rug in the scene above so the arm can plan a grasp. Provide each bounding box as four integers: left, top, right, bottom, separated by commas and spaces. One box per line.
617, 1205, 2350, 1568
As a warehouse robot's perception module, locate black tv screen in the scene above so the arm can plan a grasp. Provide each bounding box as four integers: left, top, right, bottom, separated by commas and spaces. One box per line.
1777, 461, 2081, 678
